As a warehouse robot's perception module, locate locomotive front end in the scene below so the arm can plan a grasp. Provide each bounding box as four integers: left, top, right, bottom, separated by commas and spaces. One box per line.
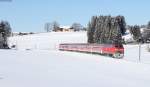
112, 44, 124, 58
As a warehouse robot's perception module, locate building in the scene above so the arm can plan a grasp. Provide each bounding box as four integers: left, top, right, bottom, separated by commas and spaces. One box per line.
56, 26, 74, 32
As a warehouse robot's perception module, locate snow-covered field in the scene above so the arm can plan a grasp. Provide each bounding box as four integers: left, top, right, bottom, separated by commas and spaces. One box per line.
8, 32, 87, 50
0, 32, 150, 87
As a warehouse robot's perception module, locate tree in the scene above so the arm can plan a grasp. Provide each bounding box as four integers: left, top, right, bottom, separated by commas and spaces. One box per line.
87, 15, 126, 44
147, 21, 150, 29
116, 15, 126, 35
44, 22, 51, 32
3, 21, 11, 37
45, 21, 60, 32
0, 21, 11, 37
0, 21, 12, 48
129, 25, 141, 42
71, 23, 83, 31
141, 21, 150, 43
140, 25, 147, 28
82, 27, 87, 31
52, 21, 60, 32
87, 16, 97, 43
87, 22, 94, 43
142, 29, 150, 43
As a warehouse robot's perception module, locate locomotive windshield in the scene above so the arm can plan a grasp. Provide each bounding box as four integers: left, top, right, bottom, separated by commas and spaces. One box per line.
115, 44, 123, 48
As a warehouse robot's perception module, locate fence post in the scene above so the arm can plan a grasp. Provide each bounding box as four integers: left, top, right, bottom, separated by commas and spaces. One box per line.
139, 43, 141, 62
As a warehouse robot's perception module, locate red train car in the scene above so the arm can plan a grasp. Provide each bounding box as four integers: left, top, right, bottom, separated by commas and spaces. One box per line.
59, 43, 124, 58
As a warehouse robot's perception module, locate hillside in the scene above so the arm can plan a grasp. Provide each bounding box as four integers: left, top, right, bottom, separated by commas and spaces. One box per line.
0, 32, 150, 87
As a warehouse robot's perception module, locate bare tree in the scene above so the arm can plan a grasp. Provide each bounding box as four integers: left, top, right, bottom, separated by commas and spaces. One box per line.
52, 21, 60, 32
44, 22, 51, 32
45, 21, 60, 32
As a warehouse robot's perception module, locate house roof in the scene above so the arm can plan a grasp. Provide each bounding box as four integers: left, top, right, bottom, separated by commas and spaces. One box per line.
60, 26, 71, 29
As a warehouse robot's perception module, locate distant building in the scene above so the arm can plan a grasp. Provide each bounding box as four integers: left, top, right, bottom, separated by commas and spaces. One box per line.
56, 26, 74, 32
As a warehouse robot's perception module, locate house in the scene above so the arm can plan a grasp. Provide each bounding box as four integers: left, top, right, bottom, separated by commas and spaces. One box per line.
57, 26, 74, 32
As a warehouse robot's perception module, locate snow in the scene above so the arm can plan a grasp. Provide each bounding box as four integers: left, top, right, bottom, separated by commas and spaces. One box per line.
122, 33, 134, 43
8, 32, 87, 50
124, 44, 150, 63
0, 31, 150, 87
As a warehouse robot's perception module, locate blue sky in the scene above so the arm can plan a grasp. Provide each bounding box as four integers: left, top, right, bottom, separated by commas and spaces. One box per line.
0, 0, 150, 32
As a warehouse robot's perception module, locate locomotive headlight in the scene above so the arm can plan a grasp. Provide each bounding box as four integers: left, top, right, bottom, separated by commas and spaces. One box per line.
115, 48, 118, 51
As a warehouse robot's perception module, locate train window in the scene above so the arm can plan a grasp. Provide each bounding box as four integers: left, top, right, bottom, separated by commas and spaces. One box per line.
115, 44, 123, 48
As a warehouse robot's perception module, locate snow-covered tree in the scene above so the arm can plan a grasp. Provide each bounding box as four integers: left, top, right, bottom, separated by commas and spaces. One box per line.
0, 21, 12, 49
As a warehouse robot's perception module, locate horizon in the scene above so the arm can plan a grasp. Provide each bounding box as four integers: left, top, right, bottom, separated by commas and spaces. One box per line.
0, 0, 150, 32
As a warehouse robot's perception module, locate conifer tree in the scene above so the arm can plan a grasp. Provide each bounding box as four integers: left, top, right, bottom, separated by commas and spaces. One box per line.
87, 15, 126, 44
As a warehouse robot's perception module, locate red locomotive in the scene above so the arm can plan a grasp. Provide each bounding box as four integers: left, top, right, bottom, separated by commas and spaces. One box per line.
59, 43, 124, 58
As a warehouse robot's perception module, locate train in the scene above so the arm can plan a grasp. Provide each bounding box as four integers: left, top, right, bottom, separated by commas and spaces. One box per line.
59, 43, 124, 58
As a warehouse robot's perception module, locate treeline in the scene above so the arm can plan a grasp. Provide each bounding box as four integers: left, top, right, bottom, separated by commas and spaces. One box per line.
127, 21, 150, 43
87, 15, 126, 44
0, 21, 12, 49
44, 21, 86, 32
128, 25, 142, 42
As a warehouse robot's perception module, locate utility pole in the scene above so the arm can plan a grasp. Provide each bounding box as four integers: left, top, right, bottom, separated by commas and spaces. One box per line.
138, 37, 142, 62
